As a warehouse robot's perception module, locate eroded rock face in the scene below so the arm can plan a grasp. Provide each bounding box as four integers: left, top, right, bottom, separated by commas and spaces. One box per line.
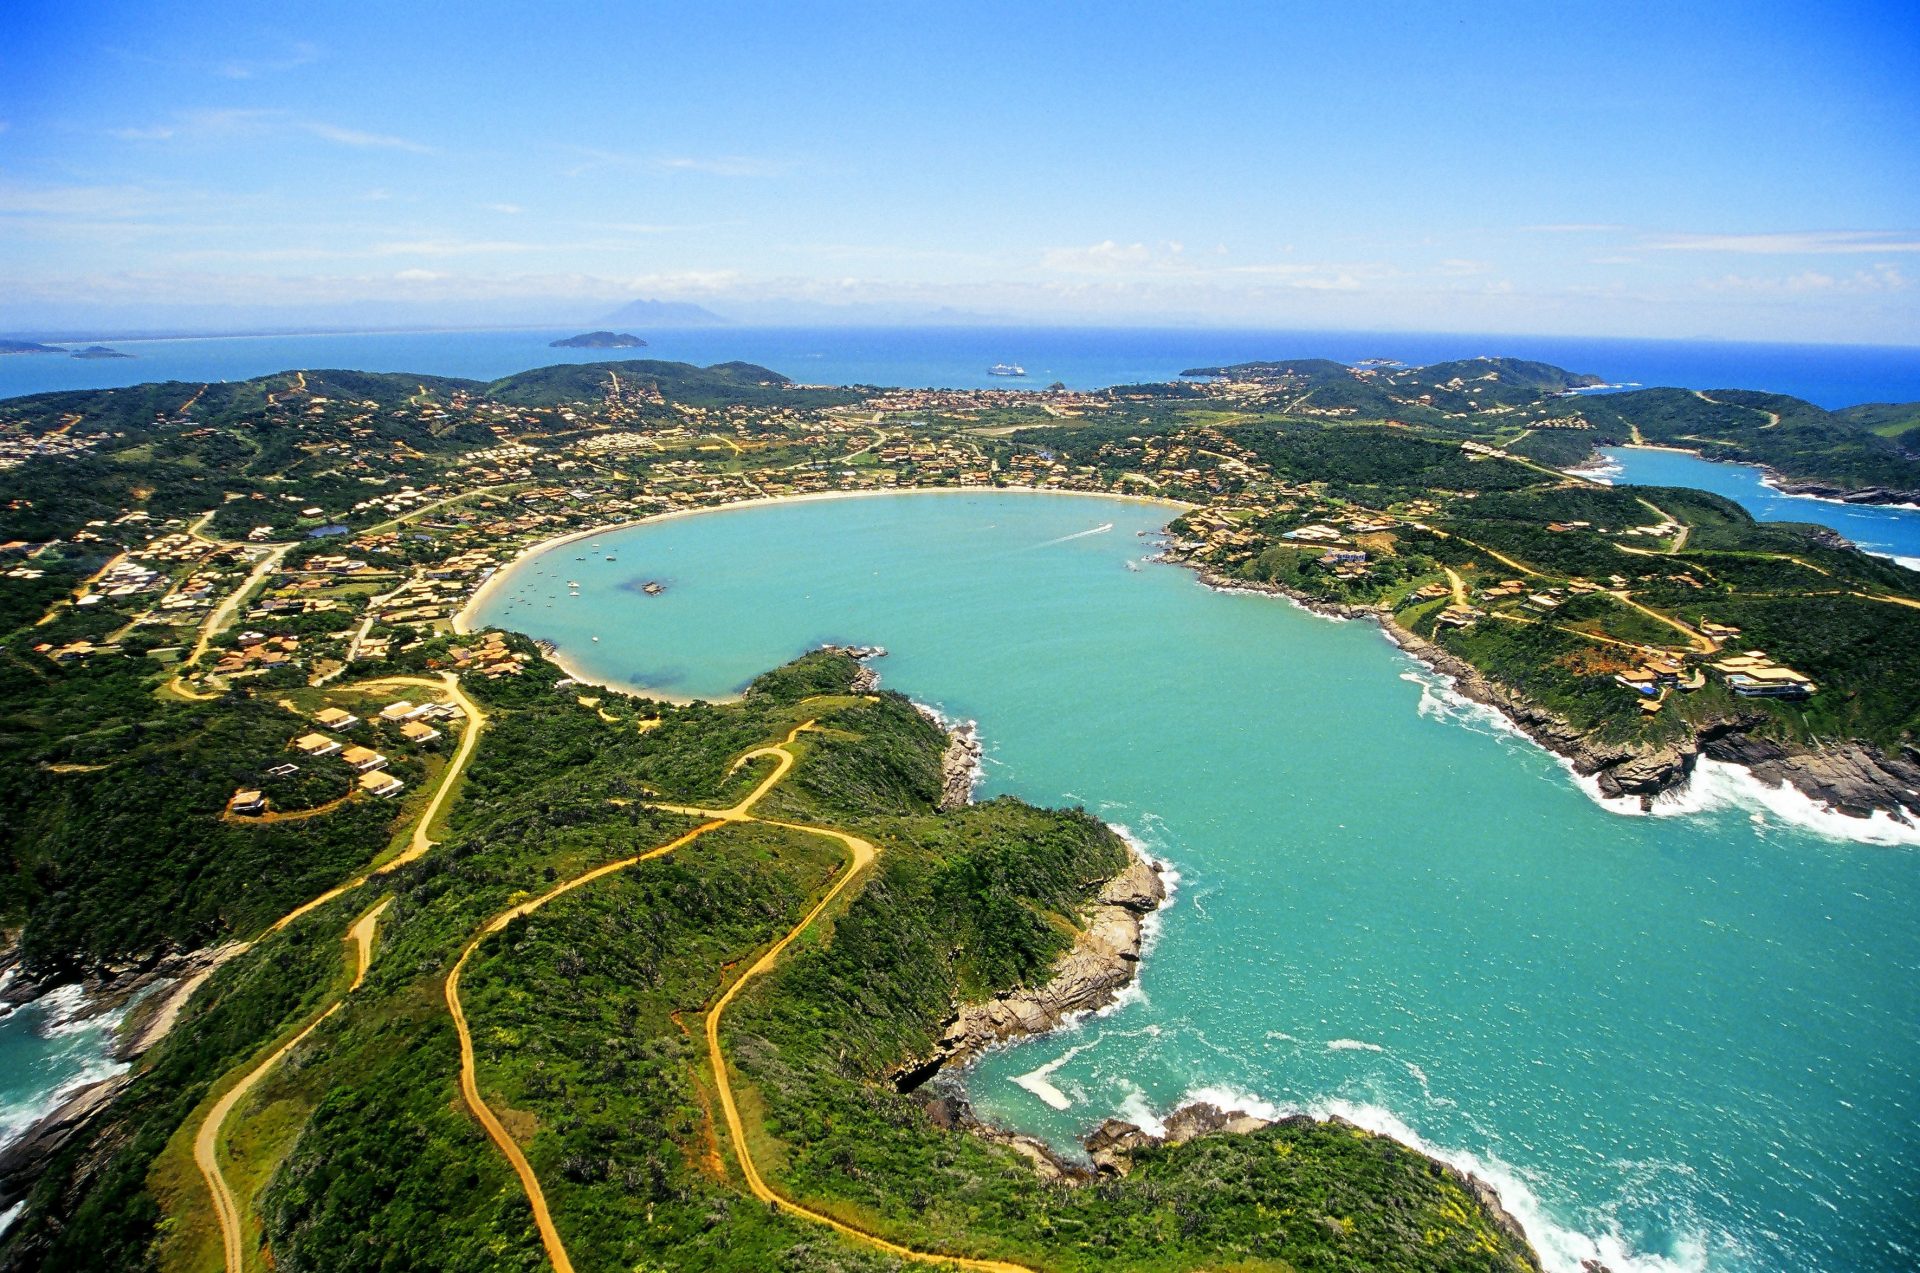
937, 721, 982, 811
891, 850, 1166, 1089
1704, 734, 1920, 820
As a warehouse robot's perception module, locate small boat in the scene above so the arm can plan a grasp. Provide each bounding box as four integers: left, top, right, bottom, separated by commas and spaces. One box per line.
591, 636, 600, 642
606, 555, 616, 562
643, 581, 664, 595
567, 580, 580, 588
988, 362, 1026, 377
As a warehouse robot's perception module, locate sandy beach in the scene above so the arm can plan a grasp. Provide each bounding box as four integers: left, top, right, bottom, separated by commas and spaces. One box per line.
453, 485, 1193, 701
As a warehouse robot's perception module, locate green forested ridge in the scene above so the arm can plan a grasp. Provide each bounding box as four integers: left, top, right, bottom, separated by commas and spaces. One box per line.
1, 648, 1534, 1273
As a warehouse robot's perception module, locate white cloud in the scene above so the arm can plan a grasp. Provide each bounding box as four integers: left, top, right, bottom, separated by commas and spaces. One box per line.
1041, 239, 1156, 273
301, 122, 433, 154
654, 155, 784, 177
107, 110, 431, 154
216, 41, 323, 80
560, 146, 786, 178
1650, 230, 1920, 255
483, 202, 524, 215
1704, 264, 1908, 293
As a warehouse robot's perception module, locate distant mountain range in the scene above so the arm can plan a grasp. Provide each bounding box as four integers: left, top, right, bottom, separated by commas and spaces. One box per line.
595, 298, 729, 327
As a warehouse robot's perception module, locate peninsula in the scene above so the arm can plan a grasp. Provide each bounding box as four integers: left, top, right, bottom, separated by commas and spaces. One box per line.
1, 351, 1916, 1269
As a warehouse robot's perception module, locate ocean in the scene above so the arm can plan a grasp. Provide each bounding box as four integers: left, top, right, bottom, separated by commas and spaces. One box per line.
468, 491, 1920, 1273
3, 325, 1918, 409
1594, 447, 1920, 565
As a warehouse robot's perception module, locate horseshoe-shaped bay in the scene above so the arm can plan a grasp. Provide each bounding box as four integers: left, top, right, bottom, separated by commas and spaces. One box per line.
467, 489, 1920, 1273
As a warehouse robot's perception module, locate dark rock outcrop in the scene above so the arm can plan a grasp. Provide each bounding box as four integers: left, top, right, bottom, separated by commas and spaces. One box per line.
1183, 560, 1920, 824
891, 848, 1165, 1089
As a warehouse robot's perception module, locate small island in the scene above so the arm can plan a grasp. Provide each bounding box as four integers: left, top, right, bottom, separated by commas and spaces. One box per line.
549, 330, 647, 349
0, 338, 66, 355
68, 345, 132, 360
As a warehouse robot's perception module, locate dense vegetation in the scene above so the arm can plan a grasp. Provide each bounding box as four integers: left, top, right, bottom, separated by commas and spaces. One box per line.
1, 650, 1536, 1272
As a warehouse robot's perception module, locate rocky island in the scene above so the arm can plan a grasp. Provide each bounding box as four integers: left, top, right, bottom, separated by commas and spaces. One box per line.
548, 329, 647, 349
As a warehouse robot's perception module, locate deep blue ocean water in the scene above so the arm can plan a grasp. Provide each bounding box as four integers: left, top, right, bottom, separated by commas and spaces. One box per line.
3, 325, 1917, 408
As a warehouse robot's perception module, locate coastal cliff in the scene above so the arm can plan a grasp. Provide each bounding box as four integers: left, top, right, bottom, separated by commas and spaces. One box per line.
1185, 564, 1920, 824
892, 847, 1166, 1089
893, 823, 1544, 1268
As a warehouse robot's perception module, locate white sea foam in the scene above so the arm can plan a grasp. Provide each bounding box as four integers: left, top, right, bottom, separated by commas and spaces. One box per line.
1397, 655, 1920, 846
1113, 1084, 1170, 1137
1206, 581, 1354, 621
1310, 1098, 1720, 1273
0, 989, 131, 1152
1011, 1042, 1091, 1111
1325, 1038, 1385, 1053
1564, 459, 1621, 483
0, 1202, 21, 1239
1162, 1085, 1722, 1273
1106, 821, 1180, 959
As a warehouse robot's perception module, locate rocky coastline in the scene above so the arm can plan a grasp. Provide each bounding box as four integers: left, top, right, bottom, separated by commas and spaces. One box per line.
1761, 479, 1920, 508
0, 942, 240, 1214
893, 817, 1546, 1267
891, 845, 1166, 1092
1183, 562, 1920, 825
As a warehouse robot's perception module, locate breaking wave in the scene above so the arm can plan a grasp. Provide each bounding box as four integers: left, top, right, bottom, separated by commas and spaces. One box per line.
1157, 1084, 1725, 1273
1397, 662, 1920, 846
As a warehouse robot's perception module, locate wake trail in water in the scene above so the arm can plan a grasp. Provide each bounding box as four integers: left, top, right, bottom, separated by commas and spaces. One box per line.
1032, 522, 1114, 548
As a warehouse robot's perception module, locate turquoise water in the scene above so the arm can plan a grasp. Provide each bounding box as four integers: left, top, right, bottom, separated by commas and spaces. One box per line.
471, 492, 1920, 1273
1596, 447, 1920, 566
0, 984, 128, 1164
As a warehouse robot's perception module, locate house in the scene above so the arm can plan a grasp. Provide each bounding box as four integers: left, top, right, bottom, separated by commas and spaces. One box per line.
293, 732, 341, 757
358, 770, 404, 798
1614, 668, 1658, 696
399, 720, 442, 744
1725, 668, 1816, 699
314, 706, 359, 729
340, 744, 389, 772
228, 788, 267, 816
378, 700, 417, 722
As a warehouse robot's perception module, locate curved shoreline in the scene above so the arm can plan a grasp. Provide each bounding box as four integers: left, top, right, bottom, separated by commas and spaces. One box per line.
1593, 443, 1920, 510
462, 484, 1918, 835
452, 485, 1195, 701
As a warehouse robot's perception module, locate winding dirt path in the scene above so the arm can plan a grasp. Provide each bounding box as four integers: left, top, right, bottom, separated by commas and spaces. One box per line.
446, 720, 1033, 1273
269, 673, 486, 932
195, 898, 389, 1273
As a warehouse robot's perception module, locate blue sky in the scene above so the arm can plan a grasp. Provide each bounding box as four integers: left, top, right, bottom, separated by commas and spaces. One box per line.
3, 1, 1917, 340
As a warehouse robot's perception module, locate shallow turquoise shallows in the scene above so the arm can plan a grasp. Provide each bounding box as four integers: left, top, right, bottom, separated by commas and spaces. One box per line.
469, 492, 1919, 1273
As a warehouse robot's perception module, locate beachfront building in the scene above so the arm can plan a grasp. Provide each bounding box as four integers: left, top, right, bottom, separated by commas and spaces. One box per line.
314, 706, 359, 729
293, 732, 341, 757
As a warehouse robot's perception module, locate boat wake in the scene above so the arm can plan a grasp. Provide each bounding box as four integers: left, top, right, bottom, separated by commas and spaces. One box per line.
1034, 522, 1115, 547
